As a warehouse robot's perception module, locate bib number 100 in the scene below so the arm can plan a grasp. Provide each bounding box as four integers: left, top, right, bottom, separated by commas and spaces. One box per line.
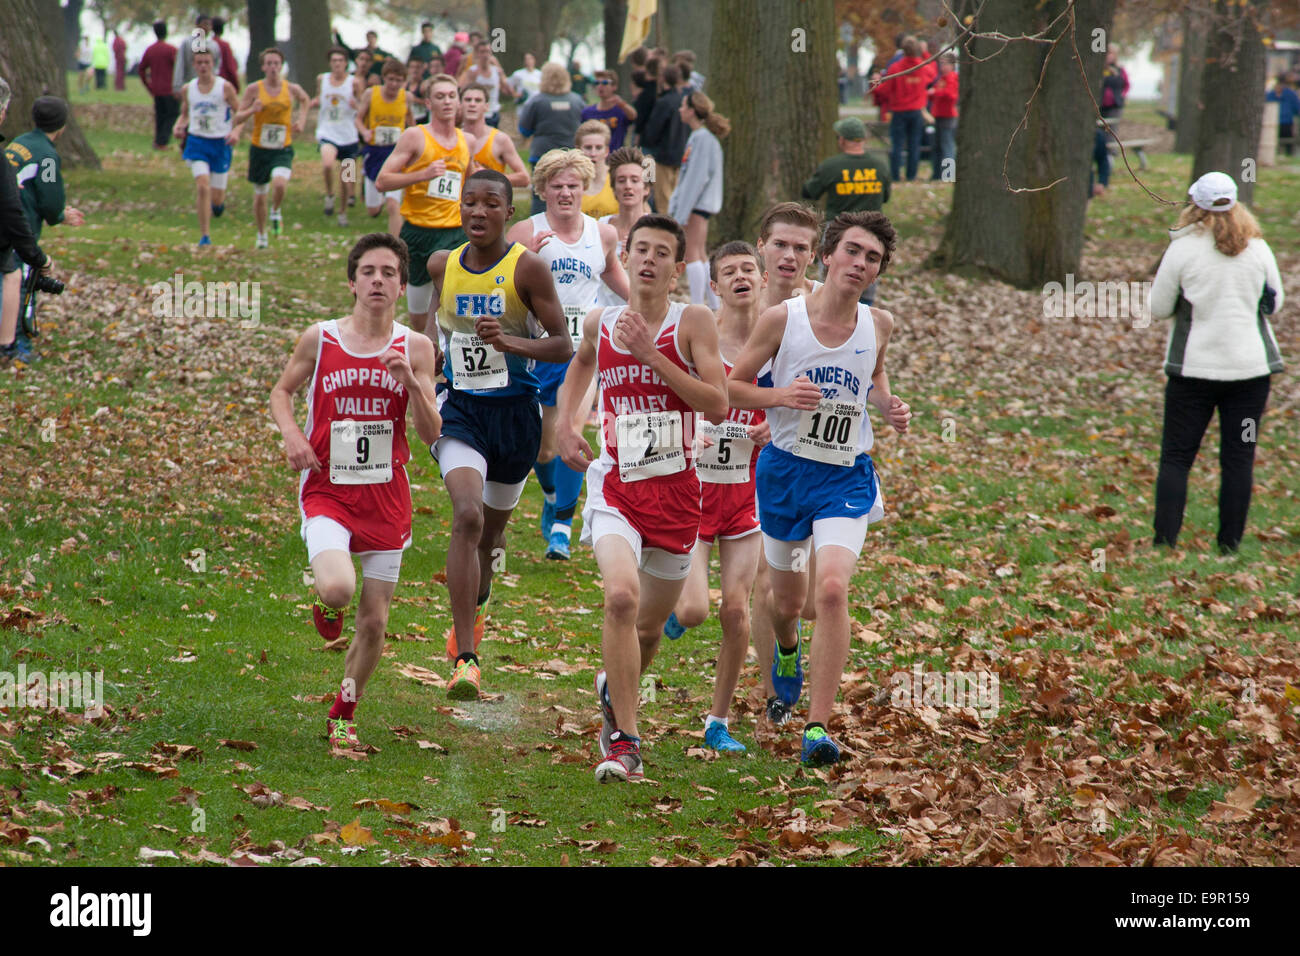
805, 411, 853, 446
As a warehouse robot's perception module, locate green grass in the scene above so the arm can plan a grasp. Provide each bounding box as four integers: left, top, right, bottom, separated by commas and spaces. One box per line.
0, 97, 1297, 868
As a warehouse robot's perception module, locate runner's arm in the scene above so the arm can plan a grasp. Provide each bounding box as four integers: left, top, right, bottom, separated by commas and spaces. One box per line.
503, 251, 574, 364
555, 308, 602, 470
354, 92, 370, 139
393, 332, 442, 446
598, 221, 630, 301
224, 83, 245, 139
868, 307, 909, 432
269, 324, 323, 471
668, 304, 728, 423
425, 250, 450, 354
231, 84, 260, 125
173, 85, 190, 137
498, 134, 531, 188
374, 127, 440, 190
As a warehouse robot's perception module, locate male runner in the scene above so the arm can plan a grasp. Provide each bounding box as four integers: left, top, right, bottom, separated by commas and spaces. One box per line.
557, 214, 729, 782
173, 48, 240, 246
595, 145, 653, 308
664, 241, 771, 753
460, 85, 530, 187
269, 233, 441, 749
234, 48, 309, 248
505, 149, 628, 560
356, 59, 413, 236
313, 46, 360, 226
727, 210, 911, 765
426, 169, 573, 699
375, 74, 479, 335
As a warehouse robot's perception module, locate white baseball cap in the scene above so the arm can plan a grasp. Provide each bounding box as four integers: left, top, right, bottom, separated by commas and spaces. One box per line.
1188, 171, 1237, 211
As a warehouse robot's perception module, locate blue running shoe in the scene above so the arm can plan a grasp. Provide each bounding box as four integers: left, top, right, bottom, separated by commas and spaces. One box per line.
704, 721, 746, 753
198, 235, 212, 246
663, 612, 686, 641
800, 725, 840, 765
540, 499, 556, 540
595, 670, 615, 757
211, 204, 225, 217
771, 628, 803, 707
545, 530, 570, 561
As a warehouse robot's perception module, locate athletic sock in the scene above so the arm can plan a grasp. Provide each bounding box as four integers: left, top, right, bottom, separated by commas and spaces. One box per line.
705, 714, 728, 730
553, 458, 585, 513
329, 686, 357, 721
533, 458, 557, 496
685, 260, 711, 306
805, 722, 826, 734
551, 521, 572, 542
455, 651, 479, 666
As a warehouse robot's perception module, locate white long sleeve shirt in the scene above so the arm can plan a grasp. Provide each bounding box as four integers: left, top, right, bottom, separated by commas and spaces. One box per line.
1149, 226, 1285, 380
667, 127, 723, 222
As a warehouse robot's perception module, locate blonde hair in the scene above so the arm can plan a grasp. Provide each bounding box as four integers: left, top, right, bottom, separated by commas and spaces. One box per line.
1175, 203, 1262, 257
538, 61, 571, 95
575, 119, 612, 146
532, 148, 595, 193
684, 91, 731, 138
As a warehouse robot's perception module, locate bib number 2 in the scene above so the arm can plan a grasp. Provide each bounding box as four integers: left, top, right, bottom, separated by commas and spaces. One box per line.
616, 411, 685, 482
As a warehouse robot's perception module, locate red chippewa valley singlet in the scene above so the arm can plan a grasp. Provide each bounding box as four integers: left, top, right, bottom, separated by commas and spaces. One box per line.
695, 356, 765, 486
595, 302, 697, 488
299, 319, 413, 552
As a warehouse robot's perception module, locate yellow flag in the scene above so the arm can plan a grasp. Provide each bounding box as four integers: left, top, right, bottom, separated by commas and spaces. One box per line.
620, 0, 658, 63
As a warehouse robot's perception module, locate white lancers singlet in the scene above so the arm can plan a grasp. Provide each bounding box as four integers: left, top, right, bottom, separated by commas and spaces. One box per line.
316, 73, 359, 145
595, 214, 627, 308
187, 76, 232, 138
767, 293, 876, 464
531, 212, 606, 348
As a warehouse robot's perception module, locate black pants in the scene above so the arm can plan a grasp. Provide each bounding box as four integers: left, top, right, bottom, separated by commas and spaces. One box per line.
1154, 374, 1271, 551
154, 94, 180, 147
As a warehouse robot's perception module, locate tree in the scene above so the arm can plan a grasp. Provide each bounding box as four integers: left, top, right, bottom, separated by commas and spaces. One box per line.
246, 0, 277, 83
709, 0, 837, 244
2, 0, 100, 168
603, 0, 629, 79
1192, 0, 1268, 205
660, 0, 713, 74
485, 0, 567, 74
1174, 8, 1207, 154
930, 0, 1113, 289
288, 0, 331, 83
62, 0, 85, 71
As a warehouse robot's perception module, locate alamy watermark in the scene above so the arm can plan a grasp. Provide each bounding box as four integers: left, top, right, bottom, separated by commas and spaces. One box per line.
1042, 274, 1150, 329
891, 663, 999, 720
151, 271, 260, 328
1, 665, 104, 716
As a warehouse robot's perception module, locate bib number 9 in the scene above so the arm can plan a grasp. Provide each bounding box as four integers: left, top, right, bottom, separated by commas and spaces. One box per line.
330, 419, 394, 484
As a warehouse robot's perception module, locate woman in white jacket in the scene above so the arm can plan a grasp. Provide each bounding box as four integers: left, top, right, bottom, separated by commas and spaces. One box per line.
1149, 172, 1285, 554
667, 91, 730, 307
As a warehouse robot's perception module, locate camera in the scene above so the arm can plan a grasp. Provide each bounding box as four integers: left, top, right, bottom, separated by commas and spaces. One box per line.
25, 270, 65, 295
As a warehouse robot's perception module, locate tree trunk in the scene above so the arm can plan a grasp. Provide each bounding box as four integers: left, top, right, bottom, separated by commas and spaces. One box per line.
246, 0, 278, 83
661, 0, 713, 76
487, 0, 566, 74
287, 0, 331, 86
930, 0, 1113, 288
1, 0, 99, 168
604, 0, 631, 85
1174, 8, 1206, 154
709, 0, 836, 245
1192, 0, 1266, 207
62, 0, 84, 71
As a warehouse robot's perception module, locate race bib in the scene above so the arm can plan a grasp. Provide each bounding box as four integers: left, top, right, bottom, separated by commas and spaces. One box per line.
260, 123, 287, 147
325, 105, 342, 123
197, 114, 214, 133
616, 411, 685, 482
373, 124, 401, 146
793, 398, 863, 467
696, 420, 754, 484
427, 169, 463, 200
562, 304, 588, 348
330, 419, 393, 484
448, 329, 508, 390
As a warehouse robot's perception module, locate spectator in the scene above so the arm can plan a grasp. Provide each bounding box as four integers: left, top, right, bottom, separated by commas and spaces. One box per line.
443, 32, 468, 78
675, 50, 704, 92
1149, 172, 1285, 555
575, 119, 618, 218
212, 16, 239, 91
631, 55, 661, 143
174, 15, 222, 95
1266, 73, 1299, 157
77, 37, 93, 94
569, 61, 591, 99
1, 92, 64, 363
641, 63, 690, 213
929, 53, 958, 181
581, 70, 636, 150
517, 62, 586, 214
139, 21, 179, 149
410, 22, 441, 70
1092, 45, 1128, 196
112, 30, 127, 91
667, 91, 730, 307
867, 64, 890, 122
406, 57, 430, 125
333, 29, 393, 80
885, 34, 906, 69
801, 116, 890, 303
460, 40, 512, 128
879, 36, 934, 182
508, 52, 542, 105
92, 33, 110, 90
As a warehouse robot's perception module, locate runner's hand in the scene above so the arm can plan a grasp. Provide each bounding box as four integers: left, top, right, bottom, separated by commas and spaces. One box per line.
747, 419, 771, 447
64, 208, 85, 227
380, 347, 416, 391
526, 229, 555, 252
886, 395, 911, 434
614, 309, 656, 363
422, 159, 447, 182
284, 430, 322, 472
558, 427, 594, 472
780, 376, 822, 411
475, 315, 505, 348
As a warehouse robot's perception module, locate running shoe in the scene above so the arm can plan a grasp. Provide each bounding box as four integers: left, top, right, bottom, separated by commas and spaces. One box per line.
348, 194, 356, 206
771, 629, 804, 707
540, 499, 556, 540
595, 730, 643, 783
704, 721, 747, 753
595, 670, 615, 757
312, 597, 345, 641
270, 210, 283, 236
766, 695, 793, 727
2, 340, 33, 364
324, 194, 335, 215
444, 591, 489, 660
327, 716, 359, 749
663, 611, 686, 641
800, 725, 840, 765
337, 213, 349, 227
545, 530, 570, 560
447, 657, 481, 700
198, 235, 211, 247
255, 233, 269, 249
211, 203, 224, 218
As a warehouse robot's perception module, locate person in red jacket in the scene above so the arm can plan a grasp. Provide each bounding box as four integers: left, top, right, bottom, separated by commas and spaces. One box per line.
867, 65, 890, 122
112, 30, 127, 91
212, 17, 240, 91
138, 21, 179, 149
878, 36, 935, 182
928, 54, 958, 182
